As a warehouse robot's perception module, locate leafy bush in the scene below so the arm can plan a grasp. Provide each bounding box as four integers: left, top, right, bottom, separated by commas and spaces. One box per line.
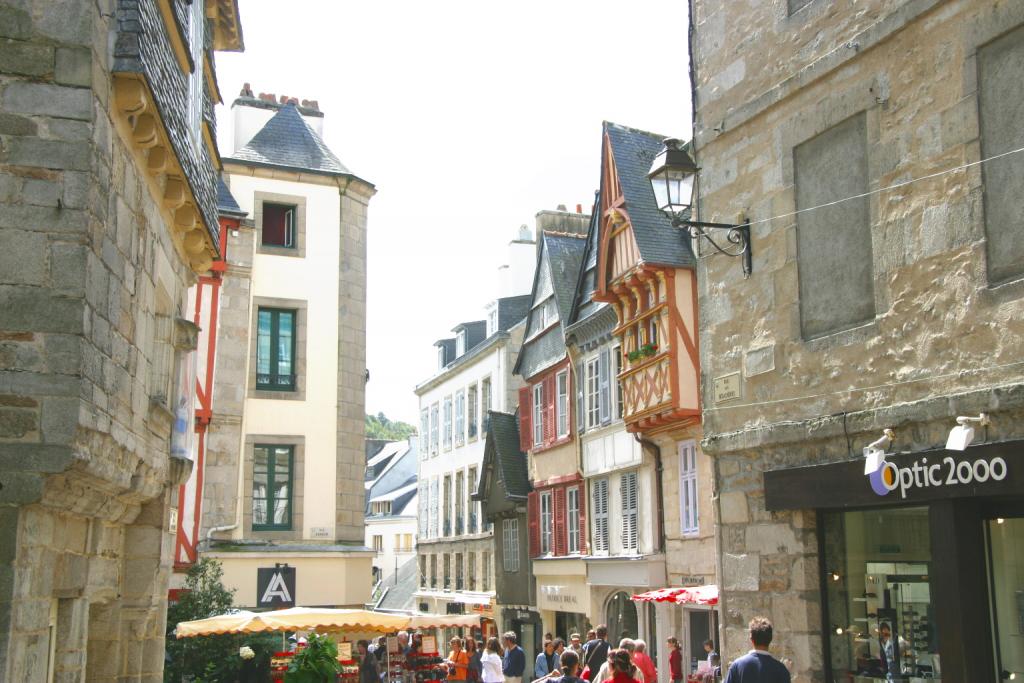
285, 633, 342, 682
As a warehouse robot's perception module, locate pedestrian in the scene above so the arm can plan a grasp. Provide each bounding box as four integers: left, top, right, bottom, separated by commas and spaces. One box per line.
467, 637, 483, 683
586, 630, 597, 643
535, 639, 560, 680
593, 639, 643, 683
607, 649, 640, 683
553, 638, 566, 658
666, 637, 683, 683
551, 649, 584, 683
631, 640, 656, 683
703, 640, 718, 670
502, 631, 527, 683
359, 639, 380, 683
482, 637, 505, 683
568, 634, 584, 657
448, 637, 471, 683
374, 635, 387, 663
723, 617, 791, 683
545, 632, 554, 643
581, 625, 610, 681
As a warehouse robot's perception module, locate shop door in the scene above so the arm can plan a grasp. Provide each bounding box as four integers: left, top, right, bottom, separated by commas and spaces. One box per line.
988, 517, 1024, 681
687, 610, 710, 674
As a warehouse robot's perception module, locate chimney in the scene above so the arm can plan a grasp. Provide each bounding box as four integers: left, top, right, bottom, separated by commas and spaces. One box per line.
535, 206, 591, 237
230, 84, 326, 154
576, 204, 583, 214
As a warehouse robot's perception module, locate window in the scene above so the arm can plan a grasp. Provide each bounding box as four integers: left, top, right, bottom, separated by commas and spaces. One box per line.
443, 396, 453, 451
429, 554, 437, 589
261, 203, 296, 248
443, 475, 452, 536
186, 0, 204, 143
979, 25, 1024, 284
481, 551, 491, 591
455, 390, 465, 447
621, 471, 639, 552
556, 370, 569, 437
455, 552, 464, 590
567, 486, 580, 554
535, 298, 549, 330
532, 383, 544, 446
252, 445, 293, 530
437, 346, 446, 370
468, 465, 479, 533
429, 478, 439, 537
481, 377, 492, 431
679, 441, 699, 535
443, 554, 451, 590
586, 358, 600, 428
420, 408, 429, 454
613, 346, 623, 419
468, 383, 478, 441
430, 403, 439, 455
487, 309, 498, 336
592, 478, 609, 553
503, 518, 520, 572
467, 551, 476, 591
648, 315, 659, 348
371, 501, 392, 515
372, 535, 383, 552
455, 470, 465, 535
540, 490, 553, 555
456, 330, 467, 356
256, 308, 296, 390
794, 112, 874, 338
420, 555, 427, 588
403, 533, 412, 551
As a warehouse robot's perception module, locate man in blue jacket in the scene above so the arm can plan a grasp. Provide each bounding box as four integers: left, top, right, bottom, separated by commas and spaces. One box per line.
502, 631, 526, 683
723, 617, 791, 683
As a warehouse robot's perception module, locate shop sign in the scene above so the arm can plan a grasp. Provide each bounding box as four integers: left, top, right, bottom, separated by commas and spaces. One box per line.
257, 566, 296, 608
537, 577, 590, 611
713, 372, 742, 404
679, 576, 705, 586
866, 449, 1008, 499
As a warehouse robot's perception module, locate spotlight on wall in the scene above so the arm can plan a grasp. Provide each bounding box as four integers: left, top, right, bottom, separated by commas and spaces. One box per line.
829, 571, 841, 582
945, 413, 990, 451
863, 428, 895, 475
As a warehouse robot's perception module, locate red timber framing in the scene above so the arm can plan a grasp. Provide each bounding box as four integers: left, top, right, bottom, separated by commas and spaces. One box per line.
518, 358, 574, 454
593, 132, 701, 435
527, 474, 586, 558
173, 214, 237, 570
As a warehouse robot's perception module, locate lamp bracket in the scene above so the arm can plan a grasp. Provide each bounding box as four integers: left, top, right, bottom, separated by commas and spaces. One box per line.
669, 215, 752, 277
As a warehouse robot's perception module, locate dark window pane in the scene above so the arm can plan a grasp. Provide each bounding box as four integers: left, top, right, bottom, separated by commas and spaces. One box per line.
262, 203, 295, 247
252, 445, 293, 530
256, 308, 297, 391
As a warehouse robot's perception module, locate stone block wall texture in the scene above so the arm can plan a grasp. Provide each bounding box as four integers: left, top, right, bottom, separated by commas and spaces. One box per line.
0, 0, 211, 679
690, 1, 1024, 679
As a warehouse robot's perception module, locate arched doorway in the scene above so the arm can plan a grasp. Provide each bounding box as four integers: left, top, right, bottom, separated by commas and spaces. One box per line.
606, 591, 639, 643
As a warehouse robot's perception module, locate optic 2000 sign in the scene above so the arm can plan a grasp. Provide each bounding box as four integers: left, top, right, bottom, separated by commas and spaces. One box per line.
867, 451, 1008, 498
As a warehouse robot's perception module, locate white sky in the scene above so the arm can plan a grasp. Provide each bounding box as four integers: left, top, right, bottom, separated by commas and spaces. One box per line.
215, 0, 691, 424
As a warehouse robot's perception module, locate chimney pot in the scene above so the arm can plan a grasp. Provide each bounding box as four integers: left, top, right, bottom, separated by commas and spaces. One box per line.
576, 204, 582, 214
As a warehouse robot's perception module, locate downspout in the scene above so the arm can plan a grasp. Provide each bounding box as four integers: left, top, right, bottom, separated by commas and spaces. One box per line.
634, 435, 665, 554
206, 523, 238, 543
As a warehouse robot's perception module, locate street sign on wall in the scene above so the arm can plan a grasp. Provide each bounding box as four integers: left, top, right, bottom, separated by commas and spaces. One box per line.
257, 566, 296, 608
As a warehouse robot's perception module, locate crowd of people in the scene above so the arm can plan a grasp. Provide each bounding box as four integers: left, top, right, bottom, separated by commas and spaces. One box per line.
355, 616, 788, 683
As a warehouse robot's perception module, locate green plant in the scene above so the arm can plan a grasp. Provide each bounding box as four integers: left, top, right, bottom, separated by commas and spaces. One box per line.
627, 349, 641, 362
286, 633, 342, 682
640, 343, 659, 357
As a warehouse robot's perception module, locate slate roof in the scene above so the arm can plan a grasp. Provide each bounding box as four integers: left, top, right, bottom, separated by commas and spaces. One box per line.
216, 176, 247, 217
603, 121, 696, 269
228, 103, 363, 179
375, 556, 419, 612
452, 321, 488, 357
475, 411, 531, 501
497, 295, 532, 331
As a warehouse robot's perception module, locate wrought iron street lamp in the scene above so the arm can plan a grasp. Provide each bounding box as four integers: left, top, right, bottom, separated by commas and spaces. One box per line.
648, 138, 752, 277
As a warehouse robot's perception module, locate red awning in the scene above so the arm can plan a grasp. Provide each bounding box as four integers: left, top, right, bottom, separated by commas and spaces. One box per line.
631, 584, 718, 606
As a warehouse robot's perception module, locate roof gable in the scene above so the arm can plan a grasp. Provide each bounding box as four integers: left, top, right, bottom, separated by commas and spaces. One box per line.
228, 104, 355, 177
474, 412, 530, 502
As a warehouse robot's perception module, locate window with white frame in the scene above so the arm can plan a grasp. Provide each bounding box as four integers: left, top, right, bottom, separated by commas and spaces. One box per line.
679, 441, 699, 535
468, 383, 478, 441
621, 471, 639, 552
540, 490, 553, 555
481, 377, 492, 431
613, 345, 623, 419
592, 478, 609, 552
437, 346, 446, 370
443, 395, 453, 451
455, 390, 465, 447
503, 518, 520, 572
487, 308, 498, 336
532, 383, 543, 446
586, 357, 600, 428
420, 408, 429, 454
567, 486, 580, 554
456, 329, 467, 356
430, 403, 439, 455
556, 370, 569, 437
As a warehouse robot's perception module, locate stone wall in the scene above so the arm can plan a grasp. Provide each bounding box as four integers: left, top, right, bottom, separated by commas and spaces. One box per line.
690, 1, 1024, 679
0, 0, 202, 679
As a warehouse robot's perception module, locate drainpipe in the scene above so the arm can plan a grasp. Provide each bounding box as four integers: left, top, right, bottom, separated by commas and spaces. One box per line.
634, 435, 665, 554
206, 523, 238, 543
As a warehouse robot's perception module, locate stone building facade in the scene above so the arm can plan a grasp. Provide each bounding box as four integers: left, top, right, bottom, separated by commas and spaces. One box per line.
0, 0, 241, 680
690, 1, 1024, 681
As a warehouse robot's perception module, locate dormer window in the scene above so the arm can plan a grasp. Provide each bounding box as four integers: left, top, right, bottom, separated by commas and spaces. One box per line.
456, 329, 467, 356
487, 309, 498, 336
437, 346, 446, 370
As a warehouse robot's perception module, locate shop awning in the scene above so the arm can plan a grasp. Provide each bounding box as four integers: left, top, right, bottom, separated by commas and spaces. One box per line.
630, 584, 718, 606
176, 607, 480, 638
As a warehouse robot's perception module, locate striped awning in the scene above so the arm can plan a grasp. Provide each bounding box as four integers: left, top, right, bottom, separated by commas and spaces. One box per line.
630, 584, 718, 606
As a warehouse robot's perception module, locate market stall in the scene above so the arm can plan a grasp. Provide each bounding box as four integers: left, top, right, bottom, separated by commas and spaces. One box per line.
632, 585, 720, 683
175, 608, 480, 682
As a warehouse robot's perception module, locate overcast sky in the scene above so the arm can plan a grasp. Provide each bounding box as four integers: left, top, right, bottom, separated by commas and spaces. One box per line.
215, 0, 691, 425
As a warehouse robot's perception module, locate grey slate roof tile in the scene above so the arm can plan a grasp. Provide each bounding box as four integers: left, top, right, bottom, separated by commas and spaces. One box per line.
497, 295, 532, 332
376, 556, 419, 611
216, 176, 247, 217
481, 411, 531, 500
604, 121, 696, 269
228, 103, 356, 177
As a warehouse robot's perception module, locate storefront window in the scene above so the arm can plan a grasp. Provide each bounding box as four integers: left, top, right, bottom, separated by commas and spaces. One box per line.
823, 507, 941, 680
988, 517, 1024, 681
606, 591, 638, 643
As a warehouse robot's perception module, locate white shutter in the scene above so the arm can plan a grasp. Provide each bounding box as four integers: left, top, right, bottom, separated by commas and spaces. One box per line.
621, 471, 638, 551
598, 348, 611, 424
679, 441, 699, 534
593, 478, 609, 553
576, 362, 586, 433
418, 482, 428, 536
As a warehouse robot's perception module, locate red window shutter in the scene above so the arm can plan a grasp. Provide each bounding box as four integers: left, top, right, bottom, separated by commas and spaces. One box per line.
518, 386, 531, 452
528, 492, 540, 558
543, 375, 556, 445
577, 482, 588, 555
553, 487, 567, 556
